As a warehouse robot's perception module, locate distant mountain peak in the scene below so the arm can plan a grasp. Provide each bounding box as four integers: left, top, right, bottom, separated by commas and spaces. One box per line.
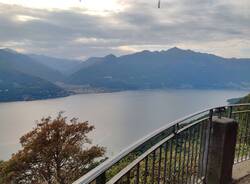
169, 46, 181, 50
167, 47, 185, 53
105, 54, 117, 60
141, 50, 151, 53
0, 48, 19, 54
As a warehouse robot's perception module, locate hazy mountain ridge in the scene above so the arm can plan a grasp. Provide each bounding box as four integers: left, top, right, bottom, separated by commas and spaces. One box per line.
1, 47, 250, 102
0, 49, 64, 82
0, 49, 69, 102
67, 47, 250, 90
29, 54, 82, 75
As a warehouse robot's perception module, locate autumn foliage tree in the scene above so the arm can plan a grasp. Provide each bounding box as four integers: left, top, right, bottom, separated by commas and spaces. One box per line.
0, 113, 105, 184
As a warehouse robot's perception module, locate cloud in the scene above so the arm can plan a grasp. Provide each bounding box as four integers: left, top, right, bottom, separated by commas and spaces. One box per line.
0, 0, 249, 59
15, 15, 42, 22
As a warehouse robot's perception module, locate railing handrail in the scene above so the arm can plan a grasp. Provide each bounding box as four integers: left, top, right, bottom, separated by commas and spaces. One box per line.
107, 116, 210, 184
73, 103, 250, 184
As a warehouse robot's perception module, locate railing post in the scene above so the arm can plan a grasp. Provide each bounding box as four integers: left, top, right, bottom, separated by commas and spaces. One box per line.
205, 117, 238, 184
96, 172, 106, 184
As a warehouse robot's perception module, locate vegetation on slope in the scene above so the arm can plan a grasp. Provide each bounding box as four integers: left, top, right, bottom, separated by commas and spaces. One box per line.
0, 69, 68, 102
239, 94, 250, 103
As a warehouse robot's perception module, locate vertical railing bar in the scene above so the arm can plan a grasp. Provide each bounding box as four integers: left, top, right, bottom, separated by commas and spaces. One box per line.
122, 177, 126, 184
188, 126, 196, 184
181, 130, 188, 184
232, 110, 236, 120
204, 109, 213, 182
151, 150, 156, 184
191, 125, 197, 184
247, 111, 250, 160
116, 178, 121, 184
163, 142, 168, 184
121, 177, 126, 184
185, 127, 191, 184
96, 172, 106, 184
237, 112, 244, 162
247, 112, 250, 160
168, 138, 173, 183
229, 106, 233, 118
244, 112, 248, 160
198, 121, 206, 179
177, 130, 184, 184
143, 156, 149, 184
173, 125, 179, 183
196, 122, 203, 183
218, 107, 222, 119
191, 125, 198, 184
126, 170, 131, 184
241, 112, 247, 162
240, 113, 245, 162
232, 110, 239, 163
193, 123, 201, 184
157, 145, 163, 184
246, 111, 250, 160
235, 112, 239, 163
136, 163, 140, 184
243, 112, 249, 161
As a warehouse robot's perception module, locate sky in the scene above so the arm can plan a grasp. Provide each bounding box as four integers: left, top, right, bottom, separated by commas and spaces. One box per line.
0, 0, 249, 60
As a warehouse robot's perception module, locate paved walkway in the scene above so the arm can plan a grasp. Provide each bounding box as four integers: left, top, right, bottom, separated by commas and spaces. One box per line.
233, 160, 250, 184
235, 175, 250, 184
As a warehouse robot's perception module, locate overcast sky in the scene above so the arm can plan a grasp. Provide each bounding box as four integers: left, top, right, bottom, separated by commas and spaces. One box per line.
0, 0, 249, 59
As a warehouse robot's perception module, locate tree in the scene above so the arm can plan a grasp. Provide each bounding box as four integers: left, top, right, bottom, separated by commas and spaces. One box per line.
0, 160, 5, 183
0, 113, 105, 184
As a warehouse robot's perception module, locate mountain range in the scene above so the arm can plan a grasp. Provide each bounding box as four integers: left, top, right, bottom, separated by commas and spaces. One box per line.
67, 47, 250, 90
0, 47, 250, 102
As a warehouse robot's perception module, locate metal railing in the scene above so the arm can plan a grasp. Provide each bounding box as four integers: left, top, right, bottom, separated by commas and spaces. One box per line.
232, 106, 250, 164
73, 103, 250, 184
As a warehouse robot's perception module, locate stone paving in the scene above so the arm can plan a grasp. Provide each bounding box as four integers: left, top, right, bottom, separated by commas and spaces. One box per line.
233, 160, 250, 184
235, 175, 250, 184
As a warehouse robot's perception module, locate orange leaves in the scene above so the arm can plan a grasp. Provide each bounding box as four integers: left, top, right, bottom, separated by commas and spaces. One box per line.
0, 113, 105, 184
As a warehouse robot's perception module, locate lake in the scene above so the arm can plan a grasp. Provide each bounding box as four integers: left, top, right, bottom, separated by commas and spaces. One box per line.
0, 89, 248, 160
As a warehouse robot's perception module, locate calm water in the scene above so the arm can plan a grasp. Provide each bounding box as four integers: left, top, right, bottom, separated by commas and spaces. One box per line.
0, 89, 248, 160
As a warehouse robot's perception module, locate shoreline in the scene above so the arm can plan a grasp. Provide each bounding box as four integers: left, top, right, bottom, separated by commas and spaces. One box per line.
0, 88, 248, 104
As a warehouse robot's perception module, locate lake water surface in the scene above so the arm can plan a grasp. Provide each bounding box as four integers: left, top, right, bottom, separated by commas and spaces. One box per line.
0, 89, 248, 160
